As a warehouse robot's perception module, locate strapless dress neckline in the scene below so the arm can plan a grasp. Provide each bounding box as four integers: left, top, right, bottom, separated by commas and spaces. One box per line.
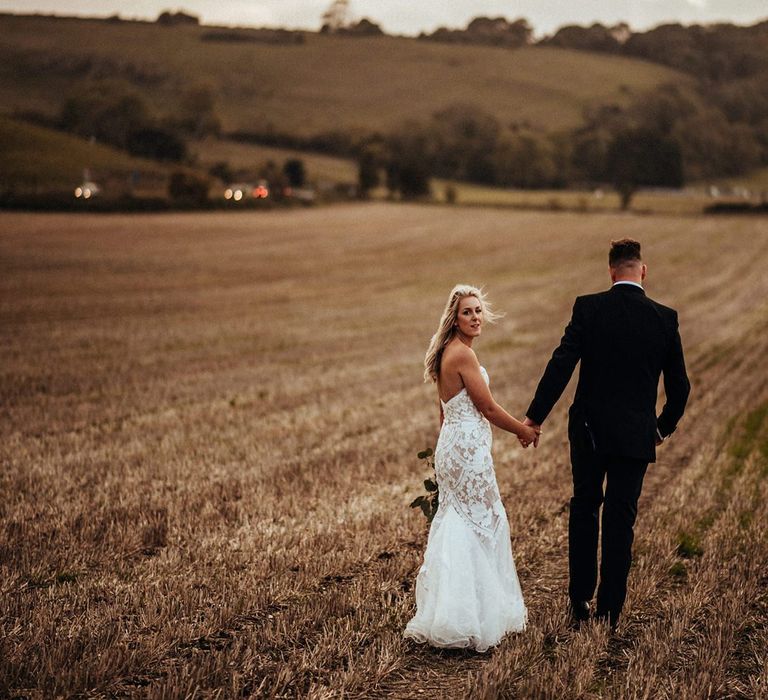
440, 366, 488, 406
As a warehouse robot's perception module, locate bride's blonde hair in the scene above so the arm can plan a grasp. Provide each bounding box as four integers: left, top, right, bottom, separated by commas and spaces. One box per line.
424, 284, 502, 383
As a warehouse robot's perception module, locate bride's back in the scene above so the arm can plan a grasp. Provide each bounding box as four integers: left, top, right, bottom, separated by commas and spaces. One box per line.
437, 340, 473, 403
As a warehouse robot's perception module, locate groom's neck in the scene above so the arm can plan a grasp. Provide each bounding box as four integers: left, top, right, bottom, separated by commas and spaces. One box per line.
610, 261, 646, 285
612, 276, 643, 285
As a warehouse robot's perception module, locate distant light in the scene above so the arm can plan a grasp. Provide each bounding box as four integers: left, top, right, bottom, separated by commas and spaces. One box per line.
254, 185, 268, 198
74, 187, 83, 198
83, 188, 92, 199
225, 188, 233, 200
233, 189, 243, 201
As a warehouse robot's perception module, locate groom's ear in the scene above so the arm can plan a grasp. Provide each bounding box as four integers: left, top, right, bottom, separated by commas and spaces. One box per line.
641, 263, 647, 281
609, 267, 617, 283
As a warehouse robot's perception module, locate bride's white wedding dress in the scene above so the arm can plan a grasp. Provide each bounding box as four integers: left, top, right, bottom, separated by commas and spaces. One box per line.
404, 367, 527, 652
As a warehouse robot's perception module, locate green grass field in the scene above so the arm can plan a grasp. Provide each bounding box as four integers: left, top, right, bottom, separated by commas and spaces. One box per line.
192, 137, 358, 184
715, 167, 768, 193
0, 115, 168, 192
0, 14, 688, 136
431, 179, 721, 215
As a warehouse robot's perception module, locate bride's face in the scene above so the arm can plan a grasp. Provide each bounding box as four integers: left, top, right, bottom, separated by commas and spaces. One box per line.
456, 296, 483, 338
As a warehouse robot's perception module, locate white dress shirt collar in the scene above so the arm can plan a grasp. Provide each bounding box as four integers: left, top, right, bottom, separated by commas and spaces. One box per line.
612, 281, 644, 290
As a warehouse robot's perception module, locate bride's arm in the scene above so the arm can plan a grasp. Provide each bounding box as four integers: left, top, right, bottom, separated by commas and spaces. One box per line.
457, 349, 537, 442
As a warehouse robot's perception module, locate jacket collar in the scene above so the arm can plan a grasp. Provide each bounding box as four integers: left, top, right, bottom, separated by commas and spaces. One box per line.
611, 281, 646, 295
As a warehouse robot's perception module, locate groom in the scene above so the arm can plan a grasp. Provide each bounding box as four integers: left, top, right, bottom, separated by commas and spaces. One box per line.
524, 239, 690, 631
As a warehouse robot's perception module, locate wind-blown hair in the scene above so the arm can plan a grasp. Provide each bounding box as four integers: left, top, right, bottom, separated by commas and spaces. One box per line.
423, 284, 502, 383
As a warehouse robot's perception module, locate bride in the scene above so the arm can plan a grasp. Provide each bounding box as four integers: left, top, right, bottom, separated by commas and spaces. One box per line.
404, 284, 536, 652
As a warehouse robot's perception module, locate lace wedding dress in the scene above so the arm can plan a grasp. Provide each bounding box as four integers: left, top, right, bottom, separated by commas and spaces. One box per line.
404, 367, 527, 652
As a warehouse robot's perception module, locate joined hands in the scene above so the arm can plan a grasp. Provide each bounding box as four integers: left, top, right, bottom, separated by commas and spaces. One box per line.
519, 417, 542, 449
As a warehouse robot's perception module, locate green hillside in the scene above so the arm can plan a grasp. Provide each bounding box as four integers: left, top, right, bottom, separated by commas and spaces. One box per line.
0, 115, 168, 190
0, 14, 689, 136
192, 138, 358, 183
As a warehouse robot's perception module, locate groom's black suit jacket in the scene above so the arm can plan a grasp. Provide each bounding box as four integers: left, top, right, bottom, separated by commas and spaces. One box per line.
526, 283, 690, 463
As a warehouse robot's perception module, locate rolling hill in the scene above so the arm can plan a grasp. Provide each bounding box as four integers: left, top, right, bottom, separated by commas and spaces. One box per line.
0, 13, 689, 137
0, 115, 169, 191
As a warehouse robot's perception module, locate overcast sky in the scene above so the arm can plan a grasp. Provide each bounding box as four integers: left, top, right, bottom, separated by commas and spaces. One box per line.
2, 1, 766, 36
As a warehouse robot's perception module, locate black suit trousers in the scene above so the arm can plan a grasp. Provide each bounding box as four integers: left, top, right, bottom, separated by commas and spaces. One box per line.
568, 420, 648, 621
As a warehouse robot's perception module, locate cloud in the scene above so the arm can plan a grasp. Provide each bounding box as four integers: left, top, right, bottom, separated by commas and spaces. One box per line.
191, 0, 280, 27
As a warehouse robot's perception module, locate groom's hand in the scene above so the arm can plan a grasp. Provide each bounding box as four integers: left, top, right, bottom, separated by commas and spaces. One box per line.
522, 417, 542, 448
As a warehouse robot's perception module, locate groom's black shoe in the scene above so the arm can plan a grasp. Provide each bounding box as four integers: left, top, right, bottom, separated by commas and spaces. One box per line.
568, 600, 591, 629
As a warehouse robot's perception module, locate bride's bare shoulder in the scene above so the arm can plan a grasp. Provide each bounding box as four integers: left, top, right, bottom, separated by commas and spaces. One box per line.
441, 340, 477, 370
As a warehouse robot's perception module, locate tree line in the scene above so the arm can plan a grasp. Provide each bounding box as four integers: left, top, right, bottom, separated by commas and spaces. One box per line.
365, 18, 767, 203
240, 18, 768, 204
58, 80, 221, 162
543, 20, 768, 184
354, 93, 721, 206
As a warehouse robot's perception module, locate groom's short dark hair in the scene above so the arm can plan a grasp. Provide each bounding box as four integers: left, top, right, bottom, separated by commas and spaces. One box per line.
609, 239, 642, 268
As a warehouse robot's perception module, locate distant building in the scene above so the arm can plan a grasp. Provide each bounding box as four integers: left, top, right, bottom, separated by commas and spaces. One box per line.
609, 23, 632, 45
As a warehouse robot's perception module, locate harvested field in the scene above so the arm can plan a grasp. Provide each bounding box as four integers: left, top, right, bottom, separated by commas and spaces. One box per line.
1, 204, 767, 698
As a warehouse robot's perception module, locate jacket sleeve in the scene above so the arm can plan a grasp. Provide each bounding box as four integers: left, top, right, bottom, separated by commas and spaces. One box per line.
526, 297, 585, 425
656, 310, 690, 438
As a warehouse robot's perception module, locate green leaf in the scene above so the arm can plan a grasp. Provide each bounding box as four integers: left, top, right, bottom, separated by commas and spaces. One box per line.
420, 501, 431, 518
424, 479, 438, 492
410, 496, 424, 508
417, 449, 429, 460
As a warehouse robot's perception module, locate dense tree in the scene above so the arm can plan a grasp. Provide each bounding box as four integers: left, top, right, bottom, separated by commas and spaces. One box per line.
163, 85, 221, 139
168, 171, 209, 204
339, 19, 384, 36
543, 23, 622, 52
466, 16, 532, 46
492, 133, 558, 188
126, 127, 187, 162
606, 128, 683, 209
422, 16, 532, 48
627, 84, 700, 136
673, 110, 761, 179
570, 130, 610, 183
429, 103, 500, 183
283, 159, 306, 188
622, 22, 768, 81
357, 149, 380, 198
259, 160, 288, 199
389, 159, 430, 199
60, 83, 152, 149
157, 11, 199, 26
535, 19, 768, 180
208, 161, 233, 184
58, 82, 201, 165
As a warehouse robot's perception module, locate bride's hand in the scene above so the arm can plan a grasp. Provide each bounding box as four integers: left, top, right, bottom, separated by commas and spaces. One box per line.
518, 424, 540, 448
